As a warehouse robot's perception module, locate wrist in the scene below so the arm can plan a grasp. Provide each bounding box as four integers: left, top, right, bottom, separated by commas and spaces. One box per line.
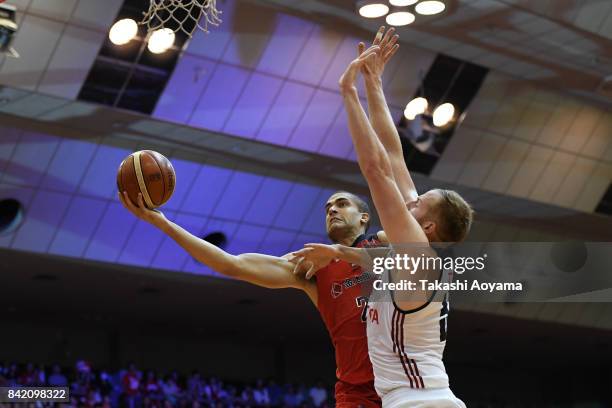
156, 217, 173, 234
364, 75, 383, 87
339, 84, 358, 97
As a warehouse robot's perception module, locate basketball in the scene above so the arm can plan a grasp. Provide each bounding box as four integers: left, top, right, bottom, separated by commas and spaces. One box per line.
117, 150, 175, 209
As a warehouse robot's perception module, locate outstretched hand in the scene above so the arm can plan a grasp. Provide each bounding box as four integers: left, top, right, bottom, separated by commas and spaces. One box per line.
359, 26, 399, 79
289, 243, 342, 279
118, 191, 167, 227
338, 45, 380, 94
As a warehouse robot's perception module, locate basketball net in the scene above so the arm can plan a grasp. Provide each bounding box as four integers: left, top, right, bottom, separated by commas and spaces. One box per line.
141, 0, 222, 37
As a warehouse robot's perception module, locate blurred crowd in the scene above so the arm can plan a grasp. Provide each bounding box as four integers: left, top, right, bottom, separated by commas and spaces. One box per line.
0, 361, 331, 408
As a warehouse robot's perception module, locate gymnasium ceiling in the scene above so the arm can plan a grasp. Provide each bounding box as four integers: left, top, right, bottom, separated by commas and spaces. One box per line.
0, 0, 611, 327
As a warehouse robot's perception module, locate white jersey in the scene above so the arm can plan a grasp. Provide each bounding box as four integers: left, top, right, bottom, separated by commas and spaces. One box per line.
366, 269, 453, 399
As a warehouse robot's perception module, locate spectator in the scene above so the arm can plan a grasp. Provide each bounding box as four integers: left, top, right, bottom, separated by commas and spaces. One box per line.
187, 370, 204, 402
241, 385, 256, 405
283, 385, 301, 407
144, 370, 163, 402
48, 364, 68, 387
309, 381, 328, 407
253, 379, 270, 406
267, 379, 283, 406
19, 362, 36, 385
121, 363, 141, 408
160, 373, 181, 405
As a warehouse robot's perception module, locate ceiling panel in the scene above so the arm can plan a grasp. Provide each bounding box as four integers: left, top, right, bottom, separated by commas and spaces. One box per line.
11, 189, 71, 252
255, 14, 314, 77
481, 139, 530, 194
255, 81, 314, 146
117, 214, 174, 267
48, 195, 107, 257
431, 127, 482, 183
529, 151, 576, 203
1, 131, 60, 187
39, 138, 98, 193
456, 132, 506, 188
288, 89, 342, 153
288, 25, 344, 86
152, 57, 216, 125
2, 15, 64, 90
180, 164, 233, 216
506, 145, 554, 198
212, 171, 264, 220
574, 162, 612, 212
222, 72, 283, 139
36, 26, 103, 99
581, 114, 612, 159
243, 177, 293, 226
553, 157, 599, 208
188, 63, 250, 132
559, 107, 603, 153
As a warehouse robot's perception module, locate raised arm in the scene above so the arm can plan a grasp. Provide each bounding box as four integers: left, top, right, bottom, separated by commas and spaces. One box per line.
119, 192, 317, 304
360, 26, 417, 202
339, 49, 427, 246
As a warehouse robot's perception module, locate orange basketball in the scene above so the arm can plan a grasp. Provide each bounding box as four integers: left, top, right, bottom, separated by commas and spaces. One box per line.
117, 150, 175, 209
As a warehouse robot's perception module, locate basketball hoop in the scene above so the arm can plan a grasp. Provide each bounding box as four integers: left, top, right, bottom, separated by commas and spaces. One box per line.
141, 0, 222, 37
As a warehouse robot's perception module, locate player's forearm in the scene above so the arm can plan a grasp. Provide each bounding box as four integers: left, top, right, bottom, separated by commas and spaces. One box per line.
364, 76, 403, 156
364, 75, 418, 200
341, 87, 393, 178
158, 218, 238, 275
157, 219, 298, 289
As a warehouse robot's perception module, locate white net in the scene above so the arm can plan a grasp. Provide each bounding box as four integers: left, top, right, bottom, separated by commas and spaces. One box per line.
141, 0, 222, 37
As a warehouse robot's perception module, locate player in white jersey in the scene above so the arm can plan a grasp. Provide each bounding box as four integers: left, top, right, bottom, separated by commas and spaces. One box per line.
292, 27, 473, 407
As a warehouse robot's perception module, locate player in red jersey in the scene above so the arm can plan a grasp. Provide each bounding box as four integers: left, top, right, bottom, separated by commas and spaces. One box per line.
119, 189, 383, 407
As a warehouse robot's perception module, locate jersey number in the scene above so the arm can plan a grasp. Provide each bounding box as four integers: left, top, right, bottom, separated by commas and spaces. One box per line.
355, 296, 368, 323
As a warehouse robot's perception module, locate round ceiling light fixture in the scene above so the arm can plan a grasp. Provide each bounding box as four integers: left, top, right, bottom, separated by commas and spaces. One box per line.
389, 0, 419, 6
404, 97, 428, 120
432, 102, 455, 127
357, 1, 390, 18
147, 27, 175, 54
109, 18, 138, 45
386, 11, 415, 26
415, 1, 446, 16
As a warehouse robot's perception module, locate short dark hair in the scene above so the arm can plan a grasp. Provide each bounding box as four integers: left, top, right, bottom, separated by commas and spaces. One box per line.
332, 191, 371, 233
432, 189, 473, 243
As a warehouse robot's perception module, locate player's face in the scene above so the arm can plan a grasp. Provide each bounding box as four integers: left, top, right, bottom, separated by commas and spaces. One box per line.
407, 189, 442, 224
324, 193, 365, 240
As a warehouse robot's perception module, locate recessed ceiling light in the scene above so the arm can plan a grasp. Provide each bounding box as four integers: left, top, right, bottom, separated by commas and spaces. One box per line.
433, 102, 455, 127
415, 0, 446, 15
389, 0, 419, 6
357, 1, 390, 18
109, 18, 138, 46
386, 11, 415, 26
404, 97, 428, 120
147, 27, 175, 54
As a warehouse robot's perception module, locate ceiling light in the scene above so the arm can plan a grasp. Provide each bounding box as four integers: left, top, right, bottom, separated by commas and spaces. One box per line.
357, 1, 390, 18
433, 102, 455, 127
390, 0, 419, 6
109, 18, 138, 46
415, 0, 446, 15
404, 97, 428, 120
147, 28, 175, 54
386, 11, 415, 26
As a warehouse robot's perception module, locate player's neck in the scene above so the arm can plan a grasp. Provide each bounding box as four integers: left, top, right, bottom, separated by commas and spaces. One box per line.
336, 231, 363, 247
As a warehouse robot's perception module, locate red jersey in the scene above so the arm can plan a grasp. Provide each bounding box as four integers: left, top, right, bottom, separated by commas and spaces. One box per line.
316, 234, 382, 405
